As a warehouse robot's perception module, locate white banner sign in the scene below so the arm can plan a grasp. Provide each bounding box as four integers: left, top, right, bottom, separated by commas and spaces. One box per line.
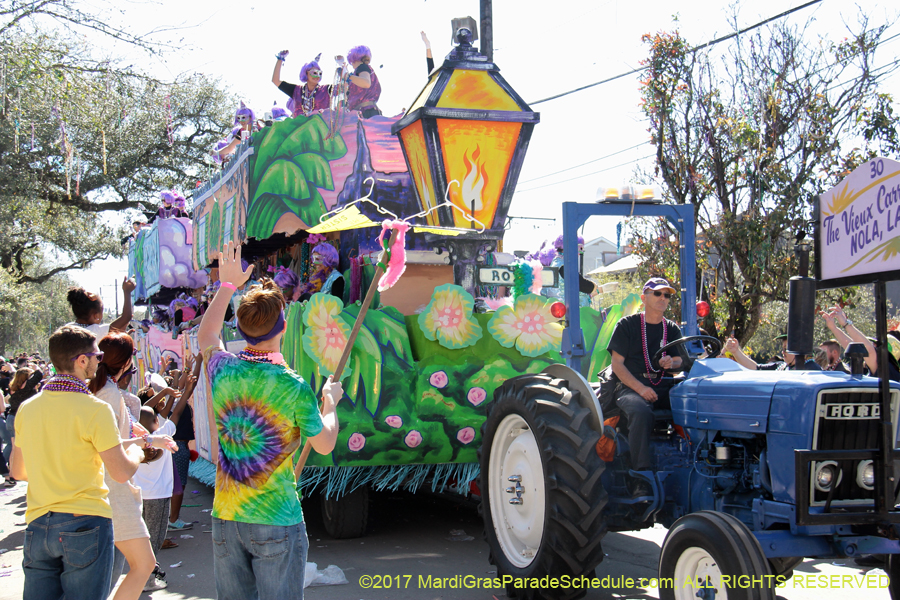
819, 157, 900, 283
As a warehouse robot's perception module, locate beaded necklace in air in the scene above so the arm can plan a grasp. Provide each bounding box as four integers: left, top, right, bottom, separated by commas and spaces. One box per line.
641, 313, 668, 386
42, 374, 90, 395
237, 346, 287, 366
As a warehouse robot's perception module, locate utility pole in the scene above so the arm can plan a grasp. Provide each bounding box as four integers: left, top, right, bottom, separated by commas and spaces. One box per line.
480, 0, 493, 61
114, 278, 118, 315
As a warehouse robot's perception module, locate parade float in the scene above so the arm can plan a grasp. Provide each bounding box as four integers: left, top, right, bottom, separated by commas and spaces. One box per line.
129, 29, 641, 537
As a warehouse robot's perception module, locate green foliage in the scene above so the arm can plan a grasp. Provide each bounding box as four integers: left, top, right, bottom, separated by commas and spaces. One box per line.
0, 28, 235, 284
0, 269, 78, 355
636, 17, 900, 344
246, 116, 348, 238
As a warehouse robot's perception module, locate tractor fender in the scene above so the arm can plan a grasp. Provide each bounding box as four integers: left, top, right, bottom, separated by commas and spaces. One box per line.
541, 363, 604, 432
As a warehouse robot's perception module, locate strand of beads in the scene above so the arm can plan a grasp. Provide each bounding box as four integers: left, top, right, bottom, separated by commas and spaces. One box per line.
42, 374, 90, 395
641, 313, 667, 387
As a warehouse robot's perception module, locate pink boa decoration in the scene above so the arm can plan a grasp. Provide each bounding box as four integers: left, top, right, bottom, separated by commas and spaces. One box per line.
530, 262, 544, 294
377, 220, 410, 292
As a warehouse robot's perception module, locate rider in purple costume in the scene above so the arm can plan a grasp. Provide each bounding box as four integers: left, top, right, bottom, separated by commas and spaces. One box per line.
345, 45, 381, 119
272, 51, 332, 117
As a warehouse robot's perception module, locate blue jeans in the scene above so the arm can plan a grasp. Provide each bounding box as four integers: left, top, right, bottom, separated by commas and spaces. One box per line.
0, 415, 9, 475
23, 512, 114, 600
212, 517, 308, 600
4, 413, 14, 465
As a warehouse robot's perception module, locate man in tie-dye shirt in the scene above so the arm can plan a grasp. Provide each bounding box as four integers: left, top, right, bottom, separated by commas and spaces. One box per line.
198, 241, 341, 600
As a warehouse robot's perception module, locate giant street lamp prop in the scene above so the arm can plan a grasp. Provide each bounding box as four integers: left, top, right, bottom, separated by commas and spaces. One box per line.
391, 27, 539, 295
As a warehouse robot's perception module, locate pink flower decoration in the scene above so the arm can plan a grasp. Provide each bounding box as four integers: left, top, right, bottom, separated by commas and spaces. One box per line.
404, 430, 423, 448
467, 387, 486, 406
385, 415, 403, 428
457, 427, 475, 445
429, 370, 448, 388
347, 432, 366, 452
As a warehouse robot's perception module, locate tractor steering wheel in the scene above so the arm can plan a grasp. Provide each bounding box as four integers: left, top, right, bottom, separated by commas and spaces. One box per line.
651, 335, 723, 371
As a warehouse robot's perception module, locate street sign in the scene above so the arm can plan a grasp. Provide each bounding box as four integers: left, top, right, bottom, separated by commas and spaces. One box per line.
477, 266, 558, 288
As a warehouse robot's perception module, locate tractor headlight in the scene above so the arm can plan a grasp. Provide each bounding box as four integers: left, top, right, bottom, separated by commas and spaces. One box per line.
815, 461, 842, 492
856, 460, 875, 491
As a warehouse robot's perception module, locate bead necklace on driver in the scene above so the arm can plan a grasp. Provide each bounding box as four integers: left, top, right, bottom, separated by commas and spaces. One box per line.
300, 84, 318, 115
641, 313, 668, 386
42, 373, 90, 395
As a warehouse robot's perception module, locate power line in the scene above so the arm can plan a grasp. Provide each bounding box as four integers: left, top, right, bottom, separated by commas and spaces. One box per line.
529, 0, 824, 106
515, 154, 656, 194
518, 141, 650, 184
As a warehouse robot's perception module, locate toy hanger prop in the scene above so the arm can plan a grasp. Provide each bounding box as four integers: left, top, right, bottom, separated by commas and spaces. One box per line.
306, 177, 398, 234
294, 218, 409, 477
406, 181, 487, 236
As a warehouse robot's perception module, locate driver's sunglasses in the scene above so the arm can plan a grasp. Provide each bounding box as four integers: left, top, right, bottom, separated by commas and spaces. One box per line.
126, 366, 137, 376
77, 351, 104, 361
308, 70, 322, 78
652, 291, 673, 299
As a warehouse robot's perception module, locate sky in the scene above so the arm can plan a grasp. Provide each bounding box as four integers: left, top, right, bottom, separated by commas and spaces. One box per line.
61, 0, 900, 309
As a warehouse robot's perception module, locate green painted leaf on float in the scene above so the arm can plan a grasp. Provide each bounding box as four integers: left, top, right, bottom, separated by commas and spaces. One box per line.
252, 159, 310, 205
292, 153, 334, 191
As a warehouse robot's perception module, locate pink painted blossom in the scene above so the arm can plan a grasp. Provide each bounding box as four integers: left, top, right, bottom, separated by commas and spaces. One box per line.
385, 415, 403, 428
467, 387, 486, 406
404, 430, 423, 448
347, 432, 366, 452
457, 427, 475, 445
429, 370, 449, 388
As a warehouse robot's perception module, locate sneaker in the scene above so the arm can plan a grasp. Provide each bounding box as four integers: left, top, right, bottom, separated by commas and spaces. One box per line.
143, 574, 168, 592
3, 477, 16, 487
167, 518, 192, 531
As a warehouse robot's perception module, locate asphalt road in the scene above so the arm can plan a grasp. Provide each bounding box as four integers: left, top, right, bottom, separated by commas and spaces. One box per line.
0, 476, 894, 600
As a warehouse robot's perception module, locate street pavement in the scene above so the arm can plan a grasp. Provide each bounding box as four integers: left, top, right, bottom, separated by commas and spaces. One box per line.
0, 476, 894, 600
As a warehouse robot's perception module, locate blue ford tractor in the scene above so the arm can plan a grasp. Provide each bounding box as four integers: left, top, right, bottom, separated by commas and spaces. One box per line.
479, 199, 900, 600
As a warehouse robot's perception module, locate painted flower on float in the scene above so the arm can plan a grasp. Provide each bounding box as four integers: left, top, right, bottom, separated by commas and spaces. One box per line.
302, 293, 351, 378
429, 370, 448, 388
417, 284, 483, 349
467, 387, 486, 406
457, 427, 475, 445
405, 430, 423, 448
348, 432, 366, 452
488, 294, 563, 357
385, 415, 403, 428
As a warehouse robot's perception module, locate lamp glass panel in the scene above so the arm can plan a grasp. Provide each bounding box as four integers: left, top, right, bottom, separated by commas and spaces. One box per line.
436, 119, 522, 228
399, 119, 440, 226
436, 70, 521, 111
409, 72, 441, 113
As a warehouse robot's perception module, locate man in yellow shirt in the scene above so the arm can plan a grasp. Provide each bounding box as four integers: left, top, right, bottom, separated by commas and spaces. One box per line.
10, 325, 145, 600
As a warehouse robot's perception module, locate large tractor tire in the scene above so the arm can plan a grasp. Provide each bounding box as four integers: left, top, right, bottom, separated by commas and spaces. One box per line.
659, 511, 775, 600
321, 485, 369, 539
479, 373, 608, 600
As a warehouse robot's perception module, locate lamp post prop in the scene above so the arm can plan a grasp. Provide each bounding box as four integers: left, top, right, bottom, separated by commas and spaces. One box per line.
391, 27, 539, 296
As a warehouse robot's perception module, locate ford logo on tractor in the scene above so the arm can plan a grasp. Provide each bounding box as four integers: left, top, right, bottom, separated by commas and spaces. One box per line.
824, 403, 881, 419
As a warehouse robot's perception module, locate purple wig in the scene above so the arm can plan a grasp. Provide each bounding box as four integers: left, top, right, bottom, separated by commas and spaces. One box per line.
347, 45, 371, 64
160, 190, 177, 205
526, 241, 556, 267
273, 266, 299, 289
299, 60, 322, 83
234, 101, 255, 126
553, 234, 585, 252
312, 242, 338, 268
271, 105, 290, 121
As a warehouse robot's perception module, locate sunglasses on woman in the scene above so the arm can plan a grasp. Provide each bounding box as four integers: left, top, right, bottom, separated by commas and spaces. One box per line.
651, 291, 672, 299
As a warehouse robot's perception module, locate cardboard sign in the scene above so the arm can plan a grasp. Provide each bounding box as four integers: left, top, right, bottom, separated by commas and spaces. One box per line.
818, 157, 900, 288
307, 205, 379, 233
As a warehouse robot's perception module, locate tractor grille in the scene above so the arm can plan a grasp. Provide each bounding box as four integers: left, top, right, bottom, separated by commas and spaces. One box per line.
811, 388, 898, 505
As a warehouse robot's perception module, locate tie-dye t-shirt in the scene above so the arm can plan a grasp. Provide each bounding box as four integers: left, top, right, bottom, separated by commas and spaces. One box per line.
205, 348, 323, 526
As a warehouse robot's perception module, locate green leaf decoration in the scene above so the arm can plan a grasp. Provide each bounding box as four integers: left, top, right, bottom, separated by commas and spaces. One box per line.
339, 315, 382, 417
292, 152, 335, 191
253, 159, 310, 204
